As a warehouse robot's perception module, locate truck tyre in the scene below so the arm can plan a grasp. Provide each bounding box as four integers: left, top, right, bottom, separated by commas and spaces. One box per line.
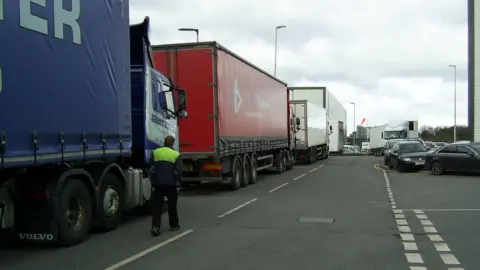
230, 156, 242, 190
96, 173, 123, 232
240, 155, 250, 188
286, 151, 294, 170
57, 178, 93, 246
309, 148, 316, 164
249, 155, 258, 184
275, 151, 286, 174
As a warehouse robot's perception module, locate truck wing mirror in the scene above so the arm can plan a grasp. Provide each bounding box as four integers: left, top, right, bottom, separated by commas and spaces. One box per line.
381, 132, 383, 138
295, 117, 300, 125
176, 89, 187, 110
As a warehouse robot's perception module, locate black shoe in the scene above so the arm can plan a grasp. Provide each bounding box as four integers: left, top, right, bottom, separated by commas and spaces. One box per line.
169, 226, 180, 232
151, 227, 161, 237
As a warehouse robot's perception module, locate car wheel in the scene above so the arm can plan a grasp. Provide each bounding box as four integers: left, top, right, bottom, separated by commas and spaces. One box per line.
431, 161, 444, 175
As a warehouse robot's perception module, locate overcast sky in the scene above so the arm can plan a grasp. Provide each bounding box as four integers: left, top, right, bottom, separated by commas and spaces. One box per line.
130, 0, 467, 135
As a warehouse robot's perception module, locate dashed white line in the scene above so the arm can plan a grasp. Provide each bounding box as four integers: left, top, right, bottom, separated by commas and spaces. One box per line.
396, 219, 408, 225
410, 267, 427, 270
403, 242, 419, 251
428, 234, 444, 242
293, 173, 306, 181
434, 243, 451, 252
420, 220, 433, 226
416, 214, 428, 219
440, 254, 461, 265
423, 226, 438, 233
268, 183, 288, 193
104, 229, 194, 270
309, 168, 318, 172
395, 214, 405, 219
405, 253, 424, 263
398, 226, 412, 233
317, 164, 325, 168
400, 233, 415, 241
217, 198, 258, 218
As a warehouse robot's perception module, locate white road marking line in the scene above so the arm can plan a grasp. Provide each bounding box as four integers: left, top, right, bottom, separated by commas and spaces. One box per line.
393, 209, 403, 214
405, 253, 424, 263
398, 226, 411, 233
293, 174, 306, 181
395, 214, 405, 219
420, 220, 433, 226
309, 168, 318, 172
448, 268, 464, 270
104, 229, 194, 270
423, 226, 438, 233
440, 254, 460, 265
399, 208, 480, 212
428, 235, 444, 242
403, 242, 419, 251
392, 205, 397, 209
268, 183, 288, 193
434, 243, 451, 252
400, 233, 415, 241
217, 198, 258, 218
416, 214, 428, 219
413, 210, 424, 214
410, 267, 427, 270
317, 164, 325, 168
396, 219, 408, 225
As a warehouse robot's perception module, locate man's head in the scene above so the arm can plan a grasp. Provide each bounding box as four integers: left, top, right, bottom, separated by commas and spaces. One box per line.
164, 135, 175, 148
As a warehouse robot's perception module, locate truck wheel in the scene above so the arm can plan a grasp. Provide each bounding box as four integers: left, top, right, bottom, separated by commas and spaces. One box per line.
230, 156, 242, 190
249, 155, 258, 184
96, 173, 123, 231
243, 155, 252, 186
57, 178, 93, 246
309, 148, 316, 164
286, 151, 294, 170
275, 151, 286, 174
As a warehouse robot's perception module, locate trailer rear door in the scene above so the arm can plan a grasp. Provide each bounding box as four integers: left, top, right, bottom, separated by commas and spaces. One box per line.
152, 47, 216, 156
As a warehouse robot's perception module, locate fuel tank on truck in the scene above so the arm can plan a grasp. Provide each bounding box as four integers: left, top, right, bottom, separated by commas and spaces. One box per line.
0, 0, 132, 168
152, 42, 289, 157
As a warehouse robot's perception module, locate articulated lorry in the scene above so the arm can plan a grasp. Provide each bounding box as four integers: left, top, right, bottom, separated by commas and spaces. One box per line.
290, 101, 330, 163
152, 42, 296, 190
0, 2, 186, 246
288, 86, 346, 154
369, 120, 420, 156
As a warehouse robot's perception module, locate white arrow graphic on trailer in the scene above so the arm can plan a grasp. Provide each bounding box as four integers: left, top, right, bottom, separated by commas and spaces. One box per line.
234, 79, 243, 113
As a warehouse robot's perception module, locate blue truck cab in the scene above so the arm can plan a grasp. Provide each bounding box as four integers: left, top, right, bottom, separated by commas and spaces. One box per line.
0, 1, 186, 246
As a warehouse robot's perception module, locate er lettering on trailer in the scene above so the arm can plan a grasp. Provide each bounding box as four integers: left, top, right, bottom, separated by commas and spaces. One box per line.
0, 0, 82, 44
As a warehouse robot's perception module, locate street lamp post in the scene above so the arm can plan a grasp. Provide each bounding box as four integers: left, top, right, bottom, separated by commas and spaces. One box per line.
274, 25, 286, 77
350, 102, 356, 150
178, 28, 199, 42
449, 64, 457, 142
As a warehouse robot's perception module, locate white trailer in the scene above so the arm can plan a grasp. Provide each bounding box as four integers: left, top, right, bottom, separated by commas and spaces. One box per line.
369, 124, 387, 156
290, 100, 330, 163
288, 86, 347, 154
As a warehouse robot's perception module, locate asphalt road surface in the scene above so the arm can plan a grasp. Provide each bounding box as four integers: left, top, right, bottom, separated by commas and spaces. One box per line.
1, 156, 478, 270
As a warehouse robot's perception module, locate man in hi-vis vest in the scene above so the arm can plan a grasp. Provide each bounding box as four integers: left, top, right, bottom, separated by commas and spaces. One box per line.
149, 135, 183, 236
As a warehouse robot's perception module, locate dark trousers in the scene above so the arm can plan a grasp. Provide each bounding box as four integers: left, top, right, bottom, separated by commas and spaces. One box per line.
151, 185, 179, 228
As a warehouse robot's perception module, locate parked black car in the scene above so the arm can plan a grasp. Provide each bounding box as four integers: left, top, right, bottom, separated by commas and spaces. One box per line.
425, 142, 480, 175
388, 141, 427, 172
384, 139, 404, 166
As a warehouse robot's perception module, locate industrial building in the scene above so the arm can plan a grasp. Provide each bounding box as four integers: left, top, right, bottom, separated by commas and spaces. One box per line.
468, 0, 480, 140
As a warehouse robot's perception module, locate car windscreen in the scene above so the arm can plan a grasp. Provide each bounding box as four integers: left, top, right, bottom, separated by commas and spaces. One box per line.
399, 143, 426, 153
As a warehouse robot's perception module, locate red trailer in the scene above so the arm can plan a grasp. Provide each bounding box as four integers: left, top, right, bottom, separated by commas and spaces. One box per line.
152, 42, 297, 190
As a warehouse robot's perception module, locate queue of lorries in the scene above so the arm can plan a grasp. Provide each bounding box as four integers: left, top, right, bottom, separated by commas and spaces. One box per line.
0, 3, 346, 247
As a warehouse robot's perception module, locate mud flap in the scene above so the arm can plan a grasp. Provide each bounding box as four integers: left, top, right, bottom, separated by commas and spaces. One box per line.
14, 194, 59, 243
